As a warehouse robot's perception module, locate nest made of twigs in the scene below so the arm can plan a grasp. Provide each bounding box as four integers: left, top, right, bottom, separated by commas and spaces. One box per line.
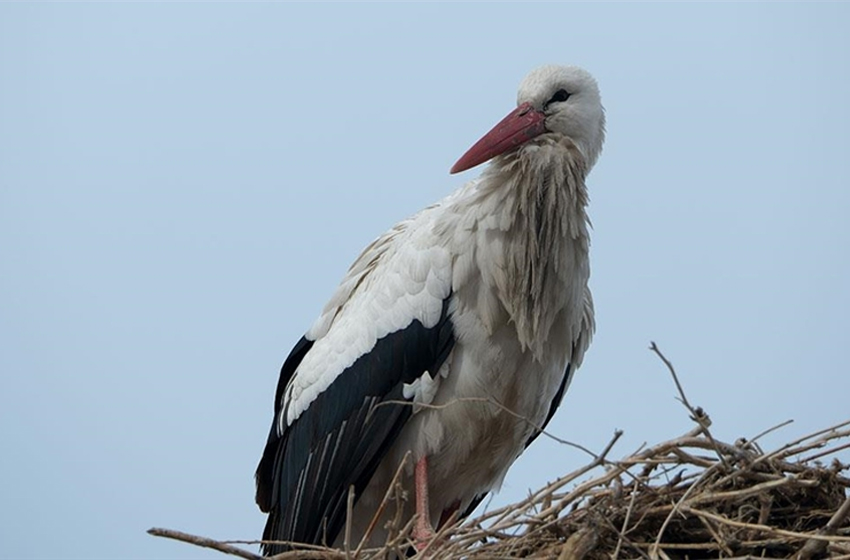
149, 345, 850, 560
438, 419, 850, 560
150, 418, 850, 560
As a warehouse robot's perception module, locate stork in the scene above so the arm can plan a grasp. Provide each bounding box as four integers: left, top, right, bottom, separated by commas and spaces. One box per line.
255, 65, 605, 554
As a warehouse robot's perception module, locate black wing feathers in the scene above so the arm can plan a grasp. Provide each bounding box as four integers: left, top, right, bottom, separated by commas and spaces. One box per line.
523, 362, 573, 450
259, 298, 454, 554
256, 335, 314, 513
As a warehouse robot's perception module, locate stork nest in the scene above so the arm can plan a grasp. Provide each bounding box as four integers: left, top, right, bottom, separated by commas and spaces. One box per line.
149, 348, 850, 559
149, 416, 850, 560
432, 419, 850, 560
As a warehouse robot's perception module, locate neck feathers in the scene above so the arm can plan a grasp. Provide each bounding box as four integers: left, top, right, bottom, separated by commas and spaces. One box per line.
476, 137, 592, 356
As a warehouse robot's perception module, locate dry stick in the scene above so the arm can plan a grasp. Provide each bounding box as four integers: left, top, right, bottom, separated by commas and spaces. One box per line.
379, 396, 600, 460
378, 515, 417, 559
747, 419, 795, 446
649, 341, 731, 469
384, 466, 413, 556
797, 494, 850, 560
801, 439, 850, 463
637, 548, 789, 559
782, 431, 850, 465
695, 513, 735, 557
774, 427, 850, 462
442, 462, 595, 553
481, 421, 845, 557
352, 451, 411, 559
506, 429, 624, 525
385, 515, 417, 554
647, 342, 744, 557
759, 419, 850, 464
503, 420, 837, 555
147, 528, 265, 560
633, 541, 787, 551
721, 427, 850, 490
523, 427, 699, 534
480, 420, 843, 557
265, 542, 344, 557
218, 538, 353, 553
669, 446, 715, 468
606, 507, 654, 560
648, 342, 694, 412
636, 477, 818, 520
447, 428, 624, 543
268, 550, 345, 560
649, 461, 722, 559
681, 506, 850, 543
707, 427, 850, 490
343, 484, 355, 559
689, 475, 815, 505
656, 435, 752, 460
654, 545, 674, 560
612, 479, 640, 560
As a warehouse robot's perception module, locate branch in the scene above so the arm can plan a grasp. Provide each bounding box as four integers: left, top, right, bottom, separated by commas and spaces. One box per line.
147, 528, 264, 560
797, 494, 850, 560
649, 341, 730, 468
379, 396, 601, 460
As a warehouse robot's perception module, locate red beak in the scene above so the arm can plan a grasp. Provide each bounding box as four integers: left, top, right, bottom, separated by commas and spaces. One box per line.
450, 102, 547, 174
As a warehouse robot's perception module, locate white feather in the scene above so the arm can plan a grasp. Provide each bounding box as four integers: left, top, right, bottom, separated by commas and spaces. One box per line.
285, 208, 453, 427
268, 65, 606, 549
338, 65, 605, 546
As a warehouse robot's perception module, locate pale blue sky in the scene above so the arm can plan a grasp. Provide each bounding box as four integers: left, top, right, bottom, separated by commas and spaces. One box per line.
2, 4, 849, 559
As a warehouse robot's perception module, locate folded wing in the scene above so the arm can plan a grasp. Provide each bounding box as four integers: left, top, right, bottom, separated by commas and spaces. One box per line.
256, 210, 454, 553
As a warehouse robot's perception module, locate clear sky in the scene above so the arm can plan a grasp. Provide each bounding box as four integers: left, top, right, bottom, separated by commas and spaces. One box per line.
2, 3, 849, 559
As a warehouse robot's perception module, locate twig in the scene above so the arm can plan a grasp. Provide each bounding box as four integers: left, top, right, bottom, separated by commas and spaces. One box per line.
147, 528, 264, 560
681, 506, 850, 543
650, 461, 721, 558
612, 479, 639, 560
378, 397, 601, 460
696, 512, 735, 557
353, 451, 411, 558
797, 494, 850, 559
150, 416, 850, 560
649, 342, 730, 469
268, 551, 345, 560
519, 429, 623, 523
649, 342, 694, 413
801, 439, 850, 464
760, 420, 850, 464
748, 419, 795, 446
344, 484, 354, 558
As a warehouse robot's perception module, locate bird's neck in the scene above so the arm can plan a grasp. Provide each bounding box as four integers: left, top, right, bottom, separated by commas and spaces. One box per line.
467, 138, 592, 356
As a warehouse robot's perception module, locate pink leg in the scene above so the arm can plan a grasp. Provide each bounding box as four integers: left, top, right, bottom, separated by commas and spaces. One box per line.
412, 455, 436, 551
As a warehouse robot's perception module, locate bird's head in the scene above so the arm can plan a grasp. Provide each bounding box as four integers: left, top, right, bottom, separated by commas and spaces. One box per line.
451, 65, 605, 174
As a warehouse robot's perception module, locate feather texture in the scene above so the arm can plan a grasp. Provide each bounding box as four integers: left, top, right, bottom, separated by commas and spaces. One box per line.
256, 64, 605, 553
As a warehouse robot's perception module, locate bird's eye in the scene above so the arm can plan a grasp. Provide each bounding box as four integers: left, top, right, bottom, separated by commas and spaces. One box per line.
546, 89, 571, 107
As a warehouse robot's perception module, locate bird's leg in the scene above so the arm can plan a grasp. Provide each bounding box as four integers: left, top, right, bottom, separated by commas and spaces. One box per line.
412, 455, 436, 551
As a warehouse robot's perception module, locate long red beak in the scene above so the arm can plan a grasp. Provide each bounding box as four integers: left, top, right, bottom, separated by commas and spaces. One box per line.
450, 102, 547, 174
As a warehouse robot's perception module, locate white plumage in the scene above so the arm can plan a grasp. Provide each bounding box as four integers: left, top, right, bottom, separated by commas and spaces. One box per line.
256, 64, 605, 553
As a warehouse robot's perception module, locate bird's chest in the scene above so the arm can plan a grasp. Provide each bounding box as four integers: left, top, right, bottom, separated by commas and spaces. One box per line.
458, 218, 589, 353
409, 320, 569, 502
391, 198, 590, 486
408, 232, 582, 472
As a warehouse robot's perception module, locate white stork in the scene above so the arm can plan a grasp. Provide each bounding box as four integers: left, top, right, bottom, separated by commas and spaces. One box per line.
256, 65, 605, 554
